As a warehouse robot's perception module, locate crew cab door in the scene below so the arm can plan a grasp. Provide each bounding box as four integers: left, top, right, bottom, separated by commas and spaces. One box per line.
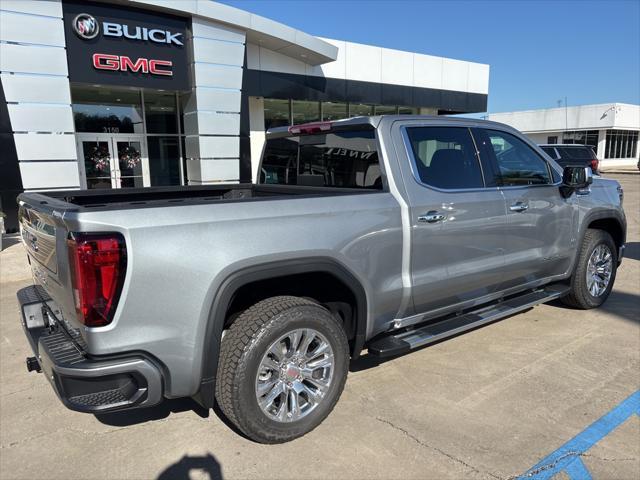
473, 128, 577, 288
398, 125, 507, 314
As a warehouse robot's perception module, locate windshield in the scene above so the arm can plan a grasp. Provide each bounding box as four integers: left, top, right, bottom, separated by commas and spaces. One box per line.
260, 130, 381, 189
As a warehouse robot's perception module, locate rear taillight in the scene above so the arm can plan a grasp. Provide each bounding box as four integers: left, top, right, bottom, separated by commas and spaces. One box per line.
591, 158, 599, 173
67, 233, 126, 327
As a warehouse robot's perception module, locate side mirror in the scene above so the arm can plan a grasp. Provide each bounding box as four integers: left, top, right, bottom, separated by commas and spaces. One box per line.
560, 166, 593, 197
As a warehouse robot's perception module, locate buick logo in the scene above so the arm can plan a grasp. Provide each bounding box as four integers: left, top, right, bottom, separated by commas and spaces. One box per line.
73, 13, 99, 40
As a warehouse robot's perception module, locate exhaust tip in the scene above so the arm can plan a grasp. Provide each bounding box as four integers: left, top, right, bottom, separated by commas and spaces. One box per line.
26, 356, 41, 373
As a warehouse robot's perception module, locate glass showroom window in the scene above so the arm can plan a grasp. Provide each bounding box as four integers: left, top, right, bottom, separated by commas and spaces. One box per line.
264, 99, 291, 130
263, 99, 428, 129
72, 86, 144, 133
562, 130, 599, 155
144, 91, 183, 186
349, 104, 373, 117
605, 130, 639, 159
374, 105, 398, 115
322, 102, 348, 121
292, 100, 320, 125
144, 91, 178, 134
398, 106, 419, 115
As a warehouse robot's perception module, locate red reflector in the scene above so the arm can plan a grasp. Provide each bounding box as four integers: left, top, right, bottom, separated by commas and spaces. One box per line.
67, 233, 126, 327
591, 158, 599, 172
288, 121, 332, 135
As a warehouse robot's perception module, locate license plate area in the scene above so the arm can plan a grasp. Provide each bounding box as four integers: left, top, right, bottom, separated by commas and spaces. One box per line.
17, 285, 61, 329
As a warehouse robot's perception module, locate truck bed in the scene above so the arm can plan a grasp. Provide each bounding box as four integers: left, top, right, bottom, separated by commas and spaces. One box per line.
19, 183, 379, 213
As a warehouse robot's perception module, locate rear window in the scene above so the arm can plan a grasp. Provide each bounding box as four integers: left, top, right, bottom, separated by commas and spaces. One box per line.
260, 130, 382, 189
556, 146, 596, 160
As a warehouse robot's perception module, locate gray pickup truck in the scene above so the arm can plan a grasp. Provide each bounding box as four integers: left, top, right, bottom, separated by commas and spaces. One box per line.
17, 116, 626, 443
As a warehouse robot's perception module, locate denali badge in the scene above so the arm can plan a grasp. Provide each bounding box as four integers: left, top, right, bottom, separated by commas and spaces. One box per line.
73, 13, 99, 40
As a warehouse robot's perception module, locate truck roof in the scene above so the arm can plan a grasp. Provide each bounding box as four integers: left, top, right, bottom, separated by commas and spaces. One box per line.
266, 115, 517, 137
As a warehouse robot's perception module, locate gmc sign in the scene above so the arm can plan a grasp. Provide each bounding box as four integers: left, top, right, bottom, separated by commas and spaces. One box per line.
63, 0, 189, 89
93, 54, 173, 76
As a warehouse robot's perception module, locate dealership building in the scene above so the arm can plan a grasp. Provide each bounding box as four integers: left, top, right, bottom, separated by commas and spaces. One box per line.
488, 103, 640, 168
0, 0, 489, 231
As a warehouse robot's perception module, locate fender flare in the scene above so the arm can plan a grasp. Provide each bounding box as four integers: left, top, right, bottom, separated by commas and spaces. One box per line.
573, 209, 627, 271
196, 257, 368, 408
580, 209, 626, 245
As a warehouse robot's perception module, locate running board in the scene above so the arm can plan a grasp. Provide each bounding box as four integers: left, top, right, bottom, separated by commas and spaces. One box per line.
368, 284, 570, 358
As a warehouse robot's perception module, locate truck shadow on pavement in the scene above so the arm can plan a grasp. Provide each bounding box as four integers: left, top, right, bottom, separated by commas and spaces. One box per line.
548, 289, 640, 325
157, 454, 223, 480
95, 397, 209, 426
95, 397, 251, 440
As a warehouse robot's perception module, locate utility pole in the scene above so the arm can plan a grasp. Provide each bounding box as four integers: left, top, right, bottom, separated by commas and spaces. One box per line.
565, 96, 568, 131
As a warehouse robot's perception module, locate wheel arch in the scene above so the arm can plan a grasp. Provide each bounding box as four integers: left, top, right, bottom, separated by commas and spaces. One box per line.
570, 209, 626, 277
196, 257, 368, 408
586, 215, 625, 249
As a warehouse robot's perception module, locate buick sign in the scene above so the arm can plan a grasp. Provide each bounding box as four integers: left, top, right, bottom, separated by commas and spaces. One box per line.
73, 14, 183, 46
62, 0, 189, 90
102, 23, 183, 45
73, 13, 99, 40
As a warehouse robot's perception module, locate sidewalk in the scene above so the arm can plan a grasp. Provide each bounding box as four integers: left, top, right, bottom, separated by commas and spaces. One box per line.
601, 165, 639, 175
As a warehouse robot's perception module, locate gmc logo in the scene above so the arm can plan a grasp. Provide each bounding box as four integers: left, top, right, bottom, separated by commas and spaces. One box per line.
92, 53, 173, 76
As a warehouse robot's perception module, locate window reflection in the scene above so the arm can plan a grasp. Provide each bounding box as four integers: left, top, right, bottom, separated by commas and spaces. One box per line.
349, 104, 373, 117
374, 105, 398, 115
264, 99, 290, 130
322, 102, 347, 121
144, 91, 178, 134
292, 100, 320, 125
72, 87, 143, 134
148, 136, 181, 186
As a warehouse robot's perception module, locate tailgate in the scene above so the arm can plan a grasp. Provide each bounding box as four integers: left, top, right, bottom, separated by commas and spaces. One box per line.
18, 196, 78, 330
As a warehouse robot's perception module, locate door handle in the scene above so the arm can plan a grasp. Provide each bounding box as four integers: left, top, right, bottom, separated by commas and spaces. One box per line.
509, 202, 529, 212
418, 211, 446, 223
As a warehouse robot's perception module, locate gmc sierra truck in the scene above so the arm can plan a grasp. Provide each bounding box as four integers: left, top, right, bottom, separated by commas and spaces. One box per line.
16, 116, 626, 443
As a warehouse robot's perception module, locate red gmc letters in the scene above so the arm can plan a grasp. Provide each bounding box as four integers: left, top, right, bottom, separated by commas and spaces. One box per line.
92, 53, 173, 76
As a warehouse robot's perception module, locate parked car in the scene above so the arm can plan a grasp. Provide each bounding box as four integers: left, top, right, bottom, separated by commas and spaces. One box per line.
539, 143, 600, 174
17, 116, 626, 443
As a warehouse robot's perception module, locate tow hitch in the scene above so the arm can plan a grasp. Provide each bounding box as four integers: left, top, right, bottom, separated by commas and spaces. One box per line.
26, 356, 41, 373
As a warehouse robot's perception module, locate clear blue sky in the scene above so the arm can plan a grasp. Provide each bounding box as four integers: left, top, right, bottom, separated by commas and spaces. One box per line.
221, 0, 640, 114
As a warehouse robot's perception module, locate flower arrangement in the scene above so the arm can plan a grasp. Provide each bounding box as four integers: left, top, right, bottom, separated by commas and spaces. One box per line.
119, 146, 141, 170
88, 144, 111, 172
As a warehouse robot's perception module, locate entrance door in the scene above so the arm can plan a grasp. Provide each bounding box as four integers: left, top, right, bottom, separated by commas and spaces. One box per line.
77, 134, 150, 189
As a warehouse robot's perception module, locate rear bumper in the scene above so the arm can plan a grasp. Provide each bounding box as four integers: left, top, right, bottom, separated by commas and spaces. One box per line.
17, 285, 163, 413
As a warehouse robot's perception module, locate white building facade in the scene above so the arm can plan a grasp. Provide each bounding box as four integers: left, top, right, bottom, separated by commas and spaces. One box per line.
0, 0, 489, 231
488, 103, 639, 168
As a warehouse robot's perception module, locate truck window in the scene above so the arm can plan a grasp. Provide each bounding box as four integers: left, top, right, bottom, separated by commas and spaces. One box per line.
405, 127, 484, 189
484, 130, 552, 186
260, 130, 382, 189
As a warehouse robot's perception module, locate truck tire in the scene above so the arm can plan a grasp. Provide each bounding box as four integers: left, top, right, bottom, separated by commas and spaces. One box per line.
562, 229, 618, 309
215, 296, 350, 443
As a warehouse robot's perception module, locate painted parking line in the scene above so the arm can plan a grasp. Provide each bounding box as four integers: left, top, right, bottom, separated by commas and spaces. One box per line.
518, 389, 640, 480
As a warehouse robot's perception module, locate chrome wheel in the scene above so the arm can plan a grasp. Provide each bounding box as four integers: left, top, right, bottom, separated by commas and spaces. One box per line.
255, 328, 334, 423
586, 244, 613, 297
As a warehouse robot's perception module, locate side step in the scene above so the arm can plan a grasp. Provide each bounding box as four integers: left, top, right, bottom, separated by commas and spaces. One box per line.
368, 284, 569, 357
